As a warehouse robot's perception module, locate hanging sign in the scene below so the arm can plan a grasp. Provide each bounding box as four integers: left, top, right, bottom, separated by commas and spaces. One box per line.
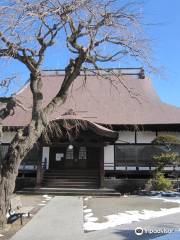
56, 153, 64, 161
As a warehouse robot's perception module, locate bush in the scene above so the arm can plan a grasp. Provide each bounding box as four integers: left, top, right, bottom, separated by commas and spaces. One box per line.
154, 173, 173, 191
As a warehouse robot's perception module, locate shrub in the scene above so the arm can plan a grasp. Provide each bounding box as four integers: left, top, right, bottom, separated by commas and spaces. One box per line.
154, 173, 173, 191
153, 152, 178, 172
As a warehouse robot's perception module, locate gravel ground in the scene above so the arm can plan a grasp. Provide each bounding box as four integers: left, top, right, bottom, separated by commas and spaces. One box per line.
0, 194, 53, 240
1, 195, 180, 240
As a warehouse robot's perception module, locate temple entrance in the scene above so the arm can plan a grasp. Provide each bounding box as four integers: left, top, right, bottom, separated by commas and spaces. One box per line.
40, 123, 117, 189
49, 145, 100, 170
49, 146, 66, 169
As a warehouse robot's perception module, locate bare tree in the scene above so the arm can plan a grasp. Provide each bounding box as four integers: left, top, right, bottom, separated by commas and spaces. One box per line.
0, 0, 152, 225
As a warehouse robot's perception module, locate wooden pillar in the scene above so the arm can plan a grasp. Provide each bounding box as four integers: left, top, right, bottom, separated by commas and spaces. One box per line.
36, 147, 45, 186
99, 146, 104, 188
36, 160, 43, 186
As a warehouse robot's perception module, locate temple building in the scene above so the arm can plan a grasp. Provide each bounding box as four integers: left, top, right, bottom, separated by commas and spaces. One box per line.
0, 68, 180, 191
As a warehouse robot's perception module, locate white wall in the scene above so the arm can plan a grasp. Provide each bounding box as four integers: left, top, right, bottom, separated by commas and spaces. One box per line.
116, 130, 157, 144
105, 130, 180, 172
1, 131, 16, 143
42, 147, 50, 169
104, 145, 114, 170
116, 131, 135, 144
136, 131, 156, 143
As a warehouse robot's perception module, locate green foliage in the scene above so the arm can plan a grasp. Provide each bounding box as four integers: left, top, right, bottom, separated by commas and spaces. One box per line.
149, 134, 179, 191
154, 172, 173, 191
152, 134, 180, 172
153, 152, 178, 171
152, 135, 180, 146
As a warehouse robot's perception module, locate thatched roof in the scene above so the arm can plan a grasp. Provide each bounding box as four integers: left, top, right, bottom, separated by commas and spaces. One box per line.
1, 69, 180, 127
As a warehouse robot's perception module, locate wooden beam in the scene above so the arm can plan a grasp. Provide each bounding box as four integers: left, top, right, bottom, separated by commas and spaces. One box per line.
99, 147, 104, 188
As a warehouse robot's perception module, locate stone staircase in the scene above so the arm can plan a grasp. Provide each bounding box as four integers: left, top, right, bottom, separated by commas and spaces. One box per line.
17, 169, 121, 196
42, 169, 100, 189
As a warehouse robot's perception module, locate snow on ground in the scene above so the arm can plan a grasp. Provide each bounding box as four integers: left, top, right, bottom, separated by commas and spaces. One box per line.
42, 195, 52, 200
84, 209, 93, 213
150, 196, 180, 204
39, 195, 52, 206
84, 196, 180, 232
38, 195, 52, 206
84, 207, 180, 231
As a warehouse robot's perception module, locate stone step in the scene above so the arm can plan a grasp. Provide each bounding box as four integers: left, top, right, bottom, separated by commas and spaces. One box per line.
21, 187, 117, 191
42, 184, 98, 188
43, 179, 98, 183
43, 169, 100, 189
45, 171, 98, 174
18, 191, 120, 196
42, 186, 99, 189
42, 183, 98, 187
45, 171, 99, 175
16, 187, 121, 196
44, 173, 98, 177
46, 170, 99, 173
43, 183, 98, 187
43, 181, 99, 186
44, 175, 99, 179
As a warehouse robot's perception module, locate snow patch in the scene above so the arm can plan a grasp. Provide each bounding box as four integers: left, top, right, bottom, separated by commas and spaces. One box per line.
84, 213, 93, 219
42, 195, 52, 201
123, 194, 128, 198
38, 203, 46, 206
43, 195, 48, 198
84, 196, 92, 201
86, 217, 98, 222
0, 234, 4, 237
84, 212, 98, 223
150, 196, 180, 204
45, 197, 52, 200
84, 207, 180, 231
84, 209, 92, 213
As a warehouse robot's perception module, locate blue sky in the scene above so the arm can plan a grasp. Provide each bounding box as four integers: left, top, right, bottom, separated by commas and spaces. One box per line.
0, 0, 180, 107
144, 0, 180, 107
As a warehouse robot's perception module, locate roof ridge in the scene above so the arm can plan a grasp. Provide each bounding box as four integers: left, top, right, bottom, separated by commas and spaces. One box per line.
42, 68, 145, 79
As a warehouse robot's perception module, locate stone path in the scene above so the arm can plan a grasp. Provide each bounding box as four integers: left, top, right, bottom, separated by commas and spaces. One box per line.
10, 196, 84, 240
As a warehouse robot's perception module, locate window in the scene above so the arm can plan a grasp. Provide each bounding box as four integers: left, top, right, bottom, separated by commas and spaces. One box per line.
66, 148, 74, 160
114, 144, 169, 166
79, 147, 87, 160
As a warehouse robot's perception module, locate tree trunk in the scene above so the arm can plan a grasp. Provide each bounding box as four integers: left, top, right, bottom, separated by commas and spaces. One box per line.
0, 57, 85, 226
0, 170, 17, 226
0, 119, 45, 226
